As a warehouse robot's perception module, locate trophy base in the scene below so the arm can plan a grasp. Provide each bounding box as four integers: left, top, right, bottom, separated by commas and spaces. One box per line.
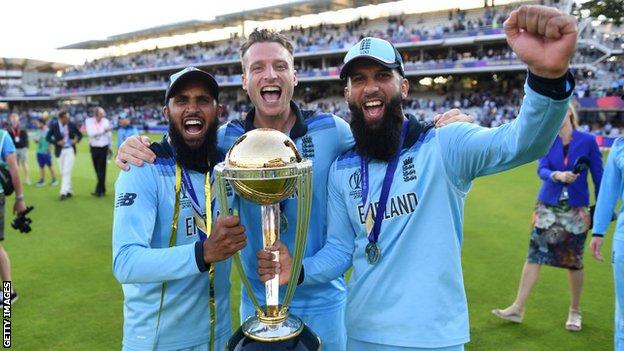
227, 323, 320, 351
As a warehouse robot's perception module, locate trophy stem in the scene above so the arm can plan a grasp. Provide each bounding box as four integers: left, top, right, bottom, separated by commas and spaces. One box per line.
261, 203, 280, 318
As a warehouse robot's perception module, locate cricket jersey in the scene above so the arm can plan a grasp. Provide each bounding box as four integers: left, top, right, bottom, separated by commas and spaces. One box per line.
217, 101, 354, 316
593, 138, 624, 241
303, 81, 572, 348
113, 137, 231, 350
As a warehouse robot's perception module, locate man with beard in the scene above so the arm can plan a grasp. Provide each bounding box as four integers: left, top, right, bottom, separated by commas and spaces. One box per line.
112, 67, 246, 351
257, 6, 577, 350
115, 31, 471, 350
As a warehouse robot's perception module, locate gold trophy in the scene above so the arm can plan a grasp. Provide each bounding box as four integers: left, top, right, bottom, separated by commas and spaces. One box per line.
214, 128, 320, 350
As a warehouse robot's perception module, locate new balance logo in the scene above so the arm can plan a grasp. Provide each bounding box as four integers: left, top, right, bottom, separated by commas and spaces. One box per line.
116, 193, 137, 207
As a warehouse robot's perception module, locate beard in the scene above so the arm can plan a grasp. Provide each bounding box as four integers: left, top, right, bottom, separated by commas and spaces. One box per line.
168, 119, 219, 173
349, 95, 404, 161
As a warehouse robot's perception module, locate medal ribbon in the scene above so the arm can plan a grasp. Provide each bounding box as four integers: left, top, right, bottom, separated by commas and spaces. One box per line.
361, 120, 408, 245
180, 167, 212, 240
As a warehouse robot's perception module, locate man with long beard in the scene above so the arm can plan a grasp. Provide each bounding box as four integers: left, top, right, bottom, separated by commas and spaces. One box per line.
257, 5, 578, 350
112, 67, 246, 351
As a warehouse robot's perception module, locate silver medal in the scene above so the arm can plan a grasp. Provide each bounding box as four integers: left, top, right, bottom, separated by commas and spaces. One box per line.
365, 242, 381, 265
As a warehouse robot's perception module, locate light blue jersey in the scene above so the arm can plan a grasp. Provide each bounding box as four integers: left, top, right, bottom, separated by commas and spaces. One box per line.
591, 138, 624, 350
217, 102, 353, 348
593, 138, 624, 241
113, 137, 231, 350
303, 82, 571, 348
118, 125, 140, 149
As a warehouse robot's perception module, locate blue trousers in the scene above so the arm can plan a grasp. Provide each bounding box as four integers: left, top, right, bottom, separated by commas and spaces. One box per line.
240, 299, 346, 351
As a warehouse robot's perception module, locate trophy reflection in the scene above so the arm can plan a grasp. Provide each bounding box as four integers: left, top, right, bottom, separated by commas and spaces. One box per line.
214, 128, 320, 350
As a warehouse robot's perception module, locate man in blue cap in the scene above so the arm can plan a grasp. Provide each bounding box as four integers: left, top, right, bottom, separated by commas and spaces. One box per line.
112, 67, 246, 351
257, 5, 578, 350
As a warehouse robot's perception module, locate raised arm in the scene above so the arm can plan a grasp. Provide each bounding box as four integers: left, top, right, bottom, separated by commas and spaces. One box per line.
437, 6, 577, 188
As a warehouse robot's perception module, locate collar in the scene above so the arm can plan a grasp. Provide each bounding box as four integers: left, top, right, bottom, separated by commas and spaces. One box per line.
243, 101, 308, 140
403, 114, 434, 150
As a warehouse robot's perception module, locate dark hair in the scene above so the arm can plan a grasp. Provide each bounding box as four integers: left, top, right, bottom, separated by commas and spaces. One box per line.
58, 110, 68, 119
239, 28, 294, 71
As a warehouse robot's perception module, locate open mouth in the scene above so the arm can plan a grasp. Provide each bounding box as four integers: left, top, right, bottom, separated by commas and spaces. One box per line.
183, 118, 204, 135
260, 86, 282, 103
363, 99, 385, 120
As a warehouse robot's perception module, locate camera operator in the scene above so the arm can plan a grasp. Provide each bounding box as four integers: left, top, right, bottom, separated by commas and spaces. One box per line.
0, 128, 27, 304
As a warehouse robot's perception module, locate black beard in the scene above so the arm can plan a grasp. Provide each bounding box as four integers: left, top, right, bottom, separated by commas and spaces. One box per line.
349, 95, 404, 161
168, 119, 219, 173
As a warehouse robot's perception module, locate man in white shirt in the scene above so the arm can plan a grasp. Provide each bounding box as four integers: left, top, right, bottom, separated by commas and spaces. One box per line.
85, 106, 112, 197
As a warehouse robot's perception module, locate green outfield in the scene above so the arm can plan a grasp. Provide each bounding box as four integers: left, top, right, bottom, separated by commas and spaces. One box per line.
4, 133, 616, 350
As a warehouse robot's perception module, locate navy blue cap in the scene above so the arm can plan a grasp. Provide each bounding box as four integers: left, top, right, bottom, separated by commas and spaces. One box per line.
340, 37, 405, 79
164, 67, 219, 105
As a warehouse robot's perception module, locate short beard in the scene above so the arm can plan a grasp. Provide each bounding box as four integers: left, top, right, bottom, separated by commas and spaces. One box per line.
349, 95, 404, 161
168, 120, 219, 173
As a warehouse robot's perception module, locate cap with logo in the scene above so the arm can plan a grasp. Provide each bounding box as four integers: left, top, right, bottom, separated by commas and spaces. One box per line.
339, 37, 405, 79
164, 67, 219, 104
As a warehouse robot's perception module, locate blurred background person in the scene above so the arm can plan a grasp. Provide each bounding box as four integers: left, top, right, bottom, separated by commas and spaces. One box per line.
116, 112, 138, 150
589, 137, 624, 350
493, 104, 604, 332
46, 110, 82, 200
85, 107, 111, 197
7, 113, 30, 186
32, 118, 57, 187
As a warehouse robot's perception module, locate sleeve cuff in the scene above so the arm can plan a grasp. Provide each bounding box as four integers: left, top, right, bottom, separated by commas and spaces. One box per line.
194, 241, 210, 272
592, 233, 605, 238
527, 70, 575, 101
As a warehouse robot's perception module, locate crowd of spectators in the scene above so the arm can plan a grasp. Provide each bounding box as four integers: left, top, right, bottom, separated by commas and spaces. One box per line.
574, 60, 624, 99
0, 78, 59, 97
61, 3, 516, 78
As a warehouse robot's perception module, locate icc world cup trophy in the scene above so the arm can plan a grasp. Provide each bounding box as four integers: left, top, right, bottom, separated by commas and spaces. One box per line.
214, 128, 320, 350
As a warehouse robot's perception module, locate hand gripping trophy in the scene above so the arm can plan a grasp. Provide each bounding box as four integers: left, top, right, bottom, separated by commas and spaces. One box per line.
214, 128, 320, 350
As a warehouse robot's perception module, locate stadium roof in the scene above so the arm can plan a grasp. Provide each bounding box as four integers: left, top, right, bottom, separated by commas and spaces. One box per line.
215, 0, 395, 22
59, 0, 395, 50
0, 57, 69, 72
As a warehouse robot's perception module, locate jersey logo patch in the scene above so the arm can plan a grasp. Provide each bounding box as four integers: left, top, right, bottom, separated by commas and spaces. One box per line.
349, 169, 362, 199
402, 156, 417, 182
116, 193, 137, 207
301, 135, 315, 159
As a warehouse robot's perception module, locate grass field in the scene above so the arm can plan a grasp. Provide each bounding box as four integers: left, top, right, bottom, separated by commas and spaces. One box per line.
4, 132, 616, 350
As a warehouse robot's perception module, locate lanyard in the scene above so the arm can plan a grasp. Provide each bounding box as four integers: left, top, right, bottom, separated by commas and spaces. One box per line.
361, 120, 408, 245
180, 166, 212, 241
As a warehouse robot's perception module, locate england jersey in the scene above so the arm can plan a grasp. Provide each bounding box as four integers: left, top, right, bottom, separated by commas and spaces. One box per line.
303, 83, 571, 348
113, 138, 231, 350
